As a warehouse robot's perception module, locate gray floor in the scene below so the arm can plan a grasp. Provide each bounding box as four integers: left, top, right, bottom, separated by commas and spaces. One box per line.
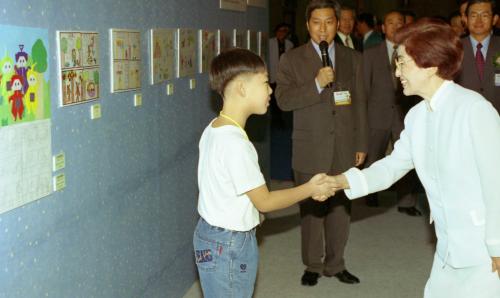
184, 180, 435, 298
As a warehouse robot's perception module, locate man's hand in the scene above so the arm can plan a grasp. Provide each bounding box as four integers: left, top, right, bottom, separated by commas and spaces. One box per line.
355, 152, 366, 167
316, 67, 335, 88
492, 257, 500, 278
309, 173, 339, 201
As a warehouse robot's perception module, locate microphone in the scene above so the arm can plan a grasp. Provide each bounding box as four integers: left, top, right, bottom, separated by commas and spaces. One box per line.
319, 41, 332, 88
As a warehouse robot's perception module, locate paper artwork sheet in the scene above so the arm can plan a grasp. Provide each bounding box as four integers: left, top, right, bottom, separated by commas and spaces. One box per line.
0, 25, 51, 127
199, 30, 217, 73
233, 29, 246, 48
110, 29, 141, 92
58, 31, 100, 106
248, 30, 258, 54
177, 28, 197, 77
218, 29, 232, 54
150, 28, 175, 84
260, 31, 268, 61
247, 0, 267, 7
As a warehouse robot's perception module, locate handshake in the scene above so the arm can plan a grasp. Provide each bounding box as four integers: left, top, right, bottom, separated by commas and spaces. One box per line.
308, 173, 349, 201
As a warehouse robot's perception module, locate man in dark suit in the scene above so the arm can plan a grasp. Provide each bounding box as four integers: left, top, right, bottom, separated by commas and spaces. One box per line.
356, 12, 383, 50
334, 6, 362, 51
276, 0, 367, 287
456, 0, 500, 112
362, 10, 422, 216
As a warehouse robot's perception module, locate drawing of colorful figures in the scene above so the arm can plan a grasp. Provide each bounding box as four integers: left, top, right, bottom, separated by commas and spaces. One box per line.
82, 33, 99, 67
111, 29, 141, 92
0, 25, 50, 127
58, 31, 100, 106
178, 28, 197, 77
150, 28, 175, 84
59, 32, 82, 69
200, 30, 217, 73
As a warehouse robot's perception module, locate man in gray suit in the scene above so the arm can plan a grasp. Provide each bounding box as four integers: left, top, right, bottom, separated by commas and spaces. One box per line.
456, 0, 500, 112
276, 0, 367, 287
362, 10, 422, 216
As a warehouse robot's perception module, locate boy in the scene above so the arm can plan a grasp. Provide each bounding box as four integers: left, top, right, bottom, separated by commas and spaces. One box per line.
193, 48, 337, 297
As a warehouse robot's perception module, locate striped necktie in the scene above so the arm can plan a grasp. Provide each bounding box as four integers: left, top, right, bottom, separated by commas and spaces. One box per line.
475, 43, 485, 81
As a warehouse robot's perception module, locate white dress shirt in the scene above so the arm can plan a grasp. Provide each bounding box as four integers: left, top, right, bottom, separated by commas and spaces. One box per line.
343, 81, 500, 268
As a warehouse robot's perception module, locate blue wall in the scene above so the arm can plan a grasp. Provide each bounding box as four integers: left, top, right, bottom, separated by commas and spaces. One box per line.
0, 1, 268, 297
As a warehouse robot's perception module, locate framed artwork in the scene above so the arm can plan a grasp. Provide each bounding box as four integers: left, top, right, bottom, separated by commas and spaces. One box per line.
219, 0, 246, 11
110, 29, 141, 93
199, 30, 217, 74
177, 28, 197, 77
217, 29, 232, 54
248, 30, 258, 54
233, 29, 246, 48
247, 0, 267, 7
57, 31, 100, 106
260, 31, 268, 61
150, 28, 175, 84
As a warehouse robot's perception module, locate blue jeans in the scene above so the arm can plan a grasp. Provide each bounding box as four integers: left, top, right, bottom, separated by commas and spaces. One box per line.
193, 218, 258, 298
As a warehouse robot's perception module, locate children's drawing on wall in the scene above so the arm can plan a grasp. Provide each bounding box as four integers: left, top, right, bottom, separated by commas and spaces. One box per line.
178, 28, 197, 77
249, 30, 259, 54
150, 28, 175, 84
111, 29, 141, 92
218, 30, 232, 54
58, 31, 100, 106
234, 29, 246, 49
199, 30, 217, 74
0, 25, 50, 127
0, 25, 52, 214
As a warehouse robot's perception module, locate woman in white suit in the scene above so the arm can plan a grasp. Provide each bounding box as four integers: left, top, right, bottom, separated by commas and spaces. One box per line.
330, 18, 500, 297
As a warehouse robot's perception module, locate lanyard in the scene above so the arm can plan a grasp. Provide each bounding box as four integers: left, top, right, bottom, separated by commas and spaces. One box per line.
219, 112, 248, 140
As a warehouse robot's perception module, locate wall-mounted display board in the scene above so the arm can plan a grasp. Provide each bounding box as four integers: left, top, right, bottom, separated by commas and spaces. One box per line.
220, 0, 246, 11
150, 28, 175, 84
217, 29, 232, 54
247, 0, 267, 7
0, 25, 52, 215
57, 31, 100, 106
199, 30, 217, 74
110, 29, 141, 92
177, 28, 197, 77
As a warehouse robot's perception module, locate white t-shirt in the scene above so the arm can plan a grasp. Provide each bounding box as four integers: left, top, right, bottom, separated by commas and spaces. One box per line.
197, 119, 265, 231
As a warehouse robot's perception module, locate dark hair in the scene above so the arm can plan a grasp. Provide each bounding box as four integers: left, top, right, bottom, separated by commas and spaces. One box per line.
402, 10, 417, 18
210, 48, 266, 96
305, 0, 341, 21
465, 0, 497, 15
448, 10, 461, 22
357, 12, 376, 28
274, 22, 291, 33
340, 5, 356, 15
394, 18, 463, 80
383, 10, 404, 23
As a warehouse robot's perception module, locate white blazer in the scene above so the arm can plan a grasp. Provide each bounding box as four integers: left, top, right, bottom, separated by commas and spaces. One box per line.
344, 81, 500, 268
268, 37, 293, 84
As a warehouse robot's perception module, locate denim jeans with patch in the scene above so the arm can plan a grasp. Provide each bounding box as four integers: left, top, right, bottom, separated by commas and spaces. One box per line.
193, 217, 258, 298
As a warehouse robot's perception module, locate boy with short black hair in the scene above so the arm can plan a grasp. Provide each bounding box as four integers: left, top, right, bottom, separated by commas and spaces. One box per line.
193, 48, 336, 297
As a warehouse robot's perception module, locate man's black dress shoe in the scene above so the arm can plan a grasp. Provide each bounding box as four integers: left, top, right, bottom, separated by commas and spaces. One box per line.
325, 270, 360, 284
397, 206, 422, 216
301, 271, 320, 286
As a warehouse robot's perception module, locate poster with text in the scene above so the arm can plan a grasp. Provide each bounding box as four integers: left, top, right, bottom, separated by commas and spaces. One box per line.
110, 29, 141, 92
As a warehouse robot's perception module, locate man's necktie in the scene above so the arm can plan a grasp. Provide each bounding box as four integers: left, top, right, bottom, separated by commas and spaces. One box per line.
344, 36, 352, 49
475, 43, 485, 81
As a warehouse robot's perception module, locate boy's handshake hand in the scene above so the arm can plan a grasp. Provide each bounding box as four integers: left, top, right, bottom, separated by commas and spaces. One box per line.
309, 173, 342, 201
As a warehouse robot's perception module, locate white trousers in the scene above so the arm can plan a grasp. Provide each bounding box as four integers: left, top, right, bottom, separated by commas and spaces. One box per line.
424, 253, 500, 298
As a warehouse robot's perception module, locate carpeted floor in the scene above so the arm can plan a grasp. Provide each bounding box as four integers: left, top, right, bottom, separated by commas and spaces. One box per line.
184, 180, 436, 298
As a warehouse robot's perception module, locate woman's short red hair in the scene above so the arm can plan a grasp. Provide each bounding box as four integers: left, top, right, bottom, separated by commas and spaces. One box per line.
394, 18, 464, 80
